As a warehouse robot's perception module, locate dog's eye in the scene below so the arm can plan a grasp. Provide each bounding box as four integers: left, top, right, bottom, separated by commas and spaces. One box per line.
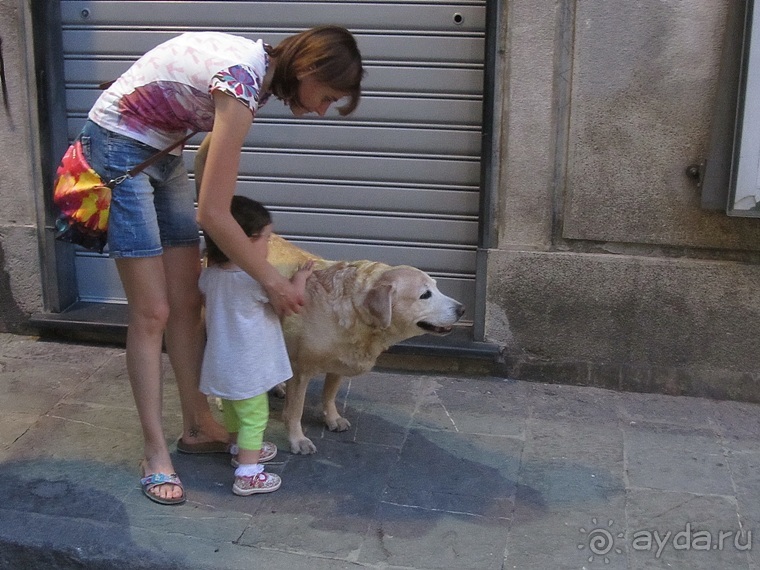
420, 290, 432, 300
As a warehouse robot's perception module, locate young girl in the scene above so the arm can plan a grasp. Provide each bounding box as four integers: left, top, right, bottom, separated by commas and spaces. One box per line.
77, 26, 363, 504
200, 196, 312, 495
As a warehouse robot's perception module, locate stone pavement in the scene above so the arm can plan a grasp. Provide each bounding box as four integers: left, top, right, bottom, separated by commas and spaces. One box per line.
0, 332, 759, 569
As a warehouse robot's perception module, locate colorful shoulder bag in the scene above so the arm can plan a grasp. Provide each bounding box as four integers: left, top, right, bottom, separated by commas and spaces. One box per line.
53, 130, 196, 253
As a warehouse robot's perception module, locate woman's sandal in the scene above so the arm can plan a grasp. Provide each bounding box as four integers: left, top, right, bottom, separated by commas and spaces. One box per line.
176, 438, 230, 454
140, 472, 186, 505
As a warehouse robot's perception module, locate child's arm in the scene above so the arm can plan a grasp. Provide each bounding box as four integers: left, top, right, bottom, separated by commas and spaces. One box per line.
290, 260, 314, 294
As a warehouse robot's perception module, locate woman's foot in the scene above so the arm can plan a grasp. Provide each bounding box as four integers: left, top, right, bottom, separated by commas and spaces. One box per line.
140, 459, 185, 504
178, 415, 229, 452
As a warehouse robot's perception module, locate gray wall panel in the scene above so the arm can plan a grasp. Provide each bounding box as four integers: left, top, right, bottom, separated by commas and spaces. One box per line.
59, 0, 484, 320
61, 2, 486, 32
233, 181, 479, 215
248, 124, 482, 155
279, 240, 476, 274
62, 30, 485, 64
67, 94, 484, 125
272, 211, 478, 244
234, 152, 480, 186
63, 60, 483, 96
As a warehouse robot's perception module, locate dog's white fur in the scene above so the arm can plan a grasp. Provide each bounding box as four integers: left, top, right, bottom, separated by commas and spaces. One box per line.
268, 235, 465, 454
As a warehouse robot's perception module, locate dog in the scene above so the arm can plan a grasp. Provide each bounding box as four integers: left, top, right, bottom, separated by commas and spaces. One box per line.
194, 135, 465, 454
267, 234, 465, 454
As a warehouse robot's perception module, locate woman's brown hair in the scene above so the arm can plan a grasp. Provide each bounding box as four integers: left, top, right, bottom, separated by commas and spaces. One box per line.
266, 25, 364, 116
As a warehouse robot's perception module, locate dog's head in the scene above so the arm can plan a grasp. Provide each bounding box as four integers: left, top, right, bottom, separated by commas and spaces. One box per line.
362, 266, 465, 338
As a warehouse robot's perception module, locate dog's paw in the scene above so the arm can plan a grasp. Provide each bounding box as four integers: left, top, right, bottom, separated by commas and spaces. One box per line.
290, 437, 318, 455
326, 416, 352, 432
269, 383, 286, 399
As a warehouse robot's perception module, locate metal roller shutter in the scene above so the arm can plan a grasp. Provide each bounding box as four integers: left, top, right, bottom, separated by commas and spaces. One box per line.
59, 0, 484, 323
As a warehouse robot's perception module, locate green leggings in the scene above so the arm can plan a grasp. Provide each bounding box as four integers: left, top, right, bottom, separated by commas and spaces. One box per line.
221, 393, 269, 451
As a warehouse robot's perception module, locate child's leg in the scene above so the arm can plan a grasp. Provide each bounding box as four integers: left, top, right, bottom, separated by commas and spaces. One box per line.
235, 393, 269, 466
229, 394, 280, 495
227, 393, 277, 464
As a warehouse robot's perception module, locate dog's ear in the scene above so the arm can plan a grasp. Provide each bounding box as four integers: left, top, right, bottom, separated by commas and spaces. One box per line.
363, 282, 393, 328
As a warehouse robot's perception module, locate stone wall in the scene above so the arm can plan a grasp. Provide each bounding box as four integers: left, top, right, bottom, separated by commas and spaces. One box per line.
0, 0, 44, 332
486, 0, 760, 400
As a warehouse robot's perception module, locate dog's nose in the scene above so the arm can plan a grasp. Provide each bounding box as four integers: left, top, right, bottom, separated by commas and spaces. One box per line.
456, 304, 465, 318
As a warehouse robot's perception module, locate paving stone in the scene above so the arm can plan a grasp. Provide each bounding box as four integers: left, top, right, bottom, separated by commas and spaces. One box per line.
507, 493, 628, 570
383, 429, 520, 518
361, 502, 509, 570
0, 335, 120, 367
726, 451, 760, 525
619, 390, 723, 428
625, 422, 735, 496
713, 400, 760, 454
0, 360, 90, 415
525, 381, 623, 425
411, 376, 529, 437
626, 489, 751, 570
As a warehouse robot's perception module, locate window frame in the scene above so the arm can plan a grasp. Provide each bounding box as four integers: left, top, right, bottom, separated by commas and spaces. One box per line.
728, 0, 760, 215
701, 0, 760, 216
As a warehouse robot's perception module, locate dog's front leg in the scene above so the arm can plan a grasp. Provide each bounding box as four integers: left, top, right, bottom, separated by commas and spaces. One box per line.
322, 372, 351, 432
283, 371, 317, 454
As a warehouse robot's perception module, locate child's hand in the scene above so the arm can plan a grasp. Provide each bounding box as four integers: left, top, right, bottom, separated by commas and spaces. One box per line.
290, 260, 314, 292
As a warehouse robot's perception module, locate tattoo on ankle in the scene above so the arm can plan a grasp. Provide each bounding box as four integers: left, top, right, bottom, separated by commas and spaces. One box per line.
189, 426, 200, 438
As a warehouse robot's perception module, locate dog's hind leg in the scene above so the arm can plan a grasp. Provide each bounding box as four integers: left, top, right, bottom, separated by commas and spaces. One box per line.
283, 371, 318, 454
322, 372, 351, 432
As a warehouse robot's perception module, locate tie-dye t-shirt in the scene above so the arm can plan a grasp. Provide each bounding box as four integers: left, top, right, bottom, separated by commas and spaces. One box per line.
89, 32, 271, 154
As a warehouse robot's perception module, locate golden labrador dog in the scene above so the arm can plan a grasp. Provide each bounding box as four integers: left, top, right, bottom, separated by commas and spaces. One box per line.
267, 235, 465, 454
195, 136, 465, 454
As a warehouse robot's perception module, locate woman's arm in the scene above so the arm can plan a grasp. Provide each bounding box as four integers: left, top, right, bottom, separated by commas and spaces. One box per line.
196, 91, 305, 316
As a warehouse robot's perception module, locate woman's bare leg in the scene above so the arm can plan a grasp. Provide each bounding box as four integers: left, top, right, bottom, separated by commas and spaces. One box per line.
116, 256, 182, 502
162, 245, 228, 445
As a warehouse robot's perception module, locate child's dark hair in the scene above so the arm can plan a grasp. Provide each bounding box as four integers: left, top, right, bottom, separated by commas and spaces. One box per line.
204, 196, 272, 265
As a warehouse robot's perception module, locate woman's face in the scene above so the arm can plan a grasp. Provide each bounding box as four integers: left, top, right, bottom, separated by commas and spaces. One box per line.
289, 74, 346, 117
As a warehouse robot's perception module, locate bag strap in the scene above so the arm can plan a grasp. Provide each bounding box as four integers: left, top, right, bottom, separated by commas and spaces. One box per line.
108, 130, 197, 187
97, 79, 198, 187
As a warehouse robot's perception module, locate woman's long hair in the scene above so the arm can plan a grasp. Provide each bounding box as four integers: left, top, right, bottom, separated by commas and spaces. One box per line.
266, 25, 364, 115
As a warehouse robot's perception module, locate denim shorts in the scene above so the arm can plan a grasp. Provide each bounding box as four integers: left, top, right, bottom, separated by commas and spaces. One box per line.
79, 120, 200, 258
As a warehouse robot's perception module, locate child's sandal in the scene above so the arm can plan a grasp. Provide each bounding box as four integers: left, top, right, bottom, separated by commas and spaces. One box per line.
231, 441, 277, 467
232, 471, 281, 496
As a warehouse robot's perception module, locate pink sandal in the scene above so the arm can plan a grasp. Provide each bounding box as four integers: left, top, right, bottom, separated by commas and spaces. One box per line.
233, 471, 281, 496
230, 441, 277, 467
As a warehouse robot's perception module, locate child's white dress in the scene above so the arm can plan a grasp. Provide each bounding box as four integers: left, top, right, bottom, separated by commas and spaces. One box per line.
199, 265, 292, 400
